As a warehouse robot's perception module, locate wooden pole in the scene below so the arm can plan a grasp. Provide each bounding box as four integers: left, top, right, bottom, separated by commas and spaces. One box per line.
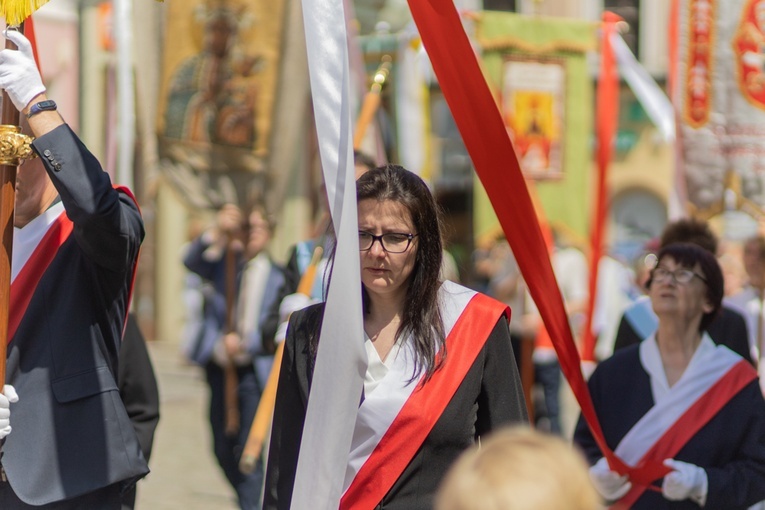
239, 245, 323, 473
0, 23, 25, 386
223, 243, 240, 437
352, 56, 391, 150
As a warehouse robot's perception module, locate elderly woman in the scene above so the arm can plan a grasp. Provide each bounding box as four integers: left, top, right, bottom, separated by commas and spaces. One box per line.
264, 165, 528, 509
574, 242, 765, 509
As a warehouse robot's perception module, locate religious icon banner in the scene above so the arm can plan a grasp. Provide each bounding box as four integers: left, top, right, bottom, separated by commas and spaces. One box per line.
475, 12, 597, 242
676, 0, 765, 217
157, 0, 286, 209
500, 56, 566, 179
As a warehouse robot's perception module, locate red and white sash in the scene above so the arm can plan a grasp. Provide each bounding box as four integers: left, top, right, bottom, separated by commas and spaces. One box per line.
613, 335, 757, 508
9, 203, 72, 344
339, 281, 509, 509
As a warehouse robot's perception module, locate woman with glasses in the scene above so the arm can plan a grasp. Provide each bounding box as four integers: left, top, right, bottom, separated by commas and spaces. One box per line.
264, 165, 527, 509
574, 242, 765, 509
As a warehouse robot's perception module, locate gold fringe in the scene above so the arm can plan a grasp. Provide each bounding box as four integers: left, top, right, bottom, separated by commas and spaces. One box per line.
478, 35, 595, 54
2, 0, 49, 27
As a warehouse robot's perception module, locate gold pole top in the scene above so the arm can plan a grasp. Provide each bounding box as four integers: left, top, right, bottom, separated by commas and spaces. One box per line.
0, 125, 35, 166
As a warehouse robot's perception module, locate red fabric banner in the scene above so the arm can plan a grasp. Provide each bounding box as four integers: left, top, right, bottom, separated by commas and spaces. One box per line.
406, 0, 667, 481
581, 13, 621, 362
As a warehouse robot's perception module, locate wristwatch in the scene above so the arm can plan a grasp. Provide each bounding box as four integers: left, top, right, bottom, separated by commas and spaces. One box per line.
27, 100, 57, 118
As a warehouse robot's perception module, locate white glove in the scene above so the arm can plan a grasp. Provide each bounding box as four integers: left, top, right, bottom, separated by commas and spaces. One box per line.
662, 459, 708, 506
278, 293, 317, 322
0, 385, 19, 439
589, 457, 632, 502
274, 320, 289, 345
0, 30, 46, 111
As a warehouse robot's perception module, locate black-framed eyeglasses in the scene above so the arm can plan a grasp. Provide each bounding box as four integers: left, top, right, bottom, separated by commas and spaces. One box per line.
651, 266, 707, 285
359, 231, 417, 253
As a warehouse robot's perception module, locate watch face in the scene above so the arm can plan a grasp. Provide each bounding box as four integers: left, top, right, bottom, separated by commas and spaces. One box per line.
28, 100, 57, 118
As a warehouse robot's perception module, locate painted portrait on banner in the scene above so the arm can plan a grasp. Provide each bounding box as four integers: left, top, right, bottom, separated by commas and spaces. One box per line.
677, 0, 765, 218
501, 57, 566, 180
157, 0, 285, 208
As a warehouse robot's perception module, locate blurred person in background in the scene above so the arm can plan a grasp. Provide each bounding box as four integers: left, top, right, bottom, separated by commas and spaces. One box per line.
183, 204, 284, 510
118, 314, 160, 510
728, 234, 765, 390
435, 426, 599, 510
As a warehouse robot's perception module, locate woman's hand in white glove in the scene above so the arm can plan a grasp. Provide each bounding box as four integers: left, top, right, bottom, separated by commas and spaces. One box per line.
0, 385, 19, 439
589, 457, 632, 502
662, 459, 708, 506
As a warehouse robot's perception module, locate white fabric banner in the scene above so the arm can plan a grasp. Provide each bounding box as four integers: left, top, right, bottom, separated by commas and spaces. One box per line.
293, 0, 367, 508
396, 29, 431, 178
612, 32, 675, 143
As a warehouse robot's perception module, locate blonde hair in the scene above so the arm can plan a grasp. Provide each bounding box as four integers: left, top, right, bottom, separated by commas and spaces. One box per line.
435, 427, 599, 510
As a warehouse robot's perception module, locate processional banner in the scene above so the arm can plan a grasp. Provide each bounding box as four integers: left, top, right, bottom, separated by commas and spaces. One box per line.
475, 12, 597, 242
156, 0, 286, 209
676, 0, 765, 218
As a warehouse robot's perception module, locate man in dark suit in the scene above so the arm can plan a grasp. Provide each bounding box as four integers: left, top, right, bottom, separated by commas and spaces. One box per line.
0, 30, 148, 508
184, 204, 285, 510
119, 313, 160, 510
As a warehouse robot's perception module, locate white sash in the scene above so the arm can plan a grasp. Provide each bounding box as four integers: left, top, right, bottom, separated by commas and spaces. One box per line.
615, 334, 741, 466
341, 281, 476, 494
12, 202, 65, 283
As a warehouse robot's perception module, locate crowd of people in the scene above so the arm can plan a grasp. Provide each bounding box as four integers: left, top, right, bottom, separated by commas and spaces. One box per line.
3, 25, 765, 510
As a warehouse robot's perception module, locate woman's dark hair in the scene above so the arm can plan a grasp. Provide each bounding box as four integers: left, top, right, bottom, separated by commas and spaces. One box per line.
647, 242, 723, 332
357, 164, 445, 380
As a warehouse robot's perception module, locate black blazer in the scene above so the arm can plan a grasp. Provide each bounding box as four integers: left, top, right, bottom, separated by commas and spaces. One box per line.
264, 302, 528, 510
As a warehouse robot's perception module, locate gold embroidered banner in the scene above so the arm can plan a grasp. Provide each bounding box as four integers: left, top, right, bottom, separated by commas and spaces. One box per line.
677, 0, 765, 217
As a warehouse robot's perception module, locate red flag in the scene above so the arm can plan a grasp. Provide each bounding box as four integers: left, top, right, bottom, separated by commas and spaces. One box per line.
581, 13, 620, 362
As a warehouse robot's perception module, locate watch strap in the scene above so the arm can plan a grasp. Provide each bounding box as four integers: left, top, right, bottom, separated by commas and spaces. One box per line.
27, 100, 57, 118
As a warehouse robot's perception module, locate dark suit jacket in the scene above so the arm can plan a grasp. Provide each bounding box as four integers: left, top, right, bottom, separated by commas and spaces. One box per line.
3, 125, 148, 505
613, 300, 753, 364
183, 241, 286, 369
574, 345, 765, 509
264, 301, 528, 510
119, 313, 160, 462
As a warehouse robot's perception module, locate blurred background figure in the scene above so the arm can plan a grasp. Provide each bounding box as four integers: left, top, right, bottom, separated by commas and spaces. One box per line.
523, 230, 589, 436
728, 234, 765, 388
119, 313, 161, 510
435, 426, 599, 510
183, 204, 285, 510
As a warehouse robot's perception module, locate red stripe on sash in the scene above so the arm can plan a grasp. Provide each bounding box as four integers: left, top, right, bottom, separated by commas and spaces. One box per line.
339, 293, 508, 509
613, 360, 757, 509
8, 211, 73, 344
